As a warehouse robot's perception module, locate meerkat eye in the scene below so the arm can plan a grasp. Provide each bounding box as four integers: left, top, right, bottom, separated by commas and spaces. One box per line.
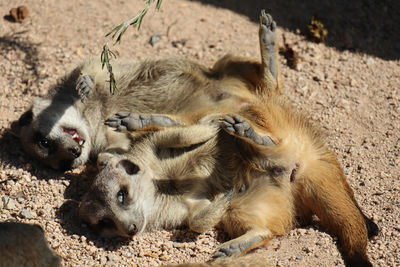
38, 138, 52, 149
117, 188, 128, 204
117, 192, 124, 203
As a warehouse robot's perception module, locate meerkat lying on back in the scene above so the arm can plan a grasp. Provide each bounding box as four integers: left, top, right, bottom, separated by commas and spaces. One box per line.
13, 9, 279, 170
79, 112, 295, 260
80, 93, 378, 267
78, 11, 377, 267
0, 222, 61, 267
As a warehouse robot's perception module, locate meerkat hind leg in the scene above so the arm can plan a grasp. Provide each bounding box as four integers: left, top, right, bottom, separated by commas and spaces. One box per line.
219, 115, 275, 146
259, 10, 278, 89
212, 228, 273, 258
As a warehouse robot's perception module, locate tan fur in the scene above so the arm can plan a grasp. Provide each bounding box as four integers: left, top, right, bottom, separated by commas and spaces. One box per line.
13, 10, 278, 170
0, 222, 61, 267
80, 91, 375, 266
79, 118, 293, 266
136, 92, 377, 267
78, 11, 375, 267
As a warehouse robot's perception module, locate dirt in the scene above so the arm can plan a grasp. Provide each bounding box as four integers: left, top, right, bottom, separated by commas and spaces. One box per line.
0, 0, 399, 266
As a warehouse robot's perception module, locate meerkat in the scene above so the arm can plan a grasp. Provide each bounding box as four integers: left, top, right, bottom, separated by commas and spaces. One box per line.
81, 94, 378, 267
13, 10, 279, 171
79, 113, 294, 262
0, 222, 61, 267
78, 10, 377, 267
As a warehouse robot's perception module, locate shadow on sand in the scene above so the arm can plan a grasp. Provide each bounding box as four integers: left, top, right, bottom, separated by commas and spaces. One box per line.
191, 0, 400, 60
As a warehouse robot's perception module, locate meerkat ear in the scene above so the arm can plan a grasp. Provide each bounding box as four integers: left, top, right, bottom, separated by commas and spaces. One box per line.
10, 109, 33, 137
18, 109, 33, 126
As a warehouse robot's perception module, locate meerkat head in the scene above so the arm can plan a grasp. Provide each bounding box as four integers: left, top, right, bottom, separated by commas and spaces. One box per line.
14, 98, 91, 170
79, 153, 157, 238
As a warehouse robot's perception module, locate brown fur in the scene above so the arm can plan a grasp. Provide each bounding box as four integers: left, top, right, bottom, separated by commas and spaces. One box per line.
81, 89, 376, 266
79, 116, 293, 266
78, 11, 376, 267
0, 222, 61, 267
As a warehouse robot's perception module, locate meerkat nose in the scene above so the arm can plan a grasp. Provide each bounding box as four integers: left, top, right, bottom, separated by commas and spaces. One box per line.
128, 224, 138, 236
68, 146, 82, 158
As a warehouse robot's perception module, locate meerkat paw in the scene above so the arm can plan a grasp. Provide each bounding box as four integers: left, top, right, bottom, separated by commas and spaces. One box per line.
76, 74, 95, 102
219, 115, 275, 146
259, 10, 278, 80
259, 10, 276, 48
212, 234, 265, 258
97, 152, 115, 169
105, 112, 181, 132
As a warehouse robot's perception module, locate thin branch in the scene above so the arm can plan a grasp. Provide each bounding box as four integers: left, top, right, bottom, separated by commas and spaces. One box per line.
101, 0, 162, 94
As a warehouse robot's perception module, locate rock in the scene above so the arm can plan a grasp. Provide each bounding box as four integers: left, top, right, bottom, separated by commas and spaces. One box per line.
339, 99, 351, 110
172, 242, 185, 248
20, 208, 34, 219
88, 246, 97, 255
9, 6, 29, 23
159, 254, 171, 261
149, 34, 161, 46
298, 229, 307, 235
4, 197, 18, 210
366, 58, 375, 66
143, 252, 159, 258
172, 39, 187, 48
313, 71, 325, 82
2, 196, 9, 205
100, 256, 107, 265
107, 253, 119, 262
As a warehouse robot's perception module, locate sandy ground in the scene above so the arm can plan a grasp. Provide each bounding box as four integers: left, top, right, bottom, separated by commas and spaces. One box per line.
0, 0, 399, 266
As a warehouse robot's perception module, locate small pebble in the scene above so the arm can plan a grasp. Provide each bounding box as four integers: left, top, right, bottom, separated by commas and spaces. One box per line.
149, 34, 161, 46
173, 242, 185, 248
5, 198, 18, 210
365, 58, 374, 66
20, 208, 34, 219
107, 253, 119, 262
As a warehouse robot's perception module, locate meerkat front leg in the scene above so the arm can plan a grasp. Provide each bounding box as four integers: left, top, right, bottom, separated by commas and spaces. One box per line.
105, 113, 218, 148
105, 112, 182, 132
187, 190, 234, 233
259, 10, 279, 90
76, 74, 95, 102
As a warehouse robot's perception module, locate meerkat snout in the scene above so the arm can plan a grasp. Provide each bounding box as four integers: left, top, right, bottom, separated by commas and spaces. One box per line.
68, 146, 82, 158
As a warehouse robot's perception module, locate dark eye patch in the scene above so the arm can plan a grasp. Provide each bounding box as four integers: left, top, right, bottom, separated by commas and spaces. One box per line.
39, 138, 51, 149
33, 132, 55, 154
